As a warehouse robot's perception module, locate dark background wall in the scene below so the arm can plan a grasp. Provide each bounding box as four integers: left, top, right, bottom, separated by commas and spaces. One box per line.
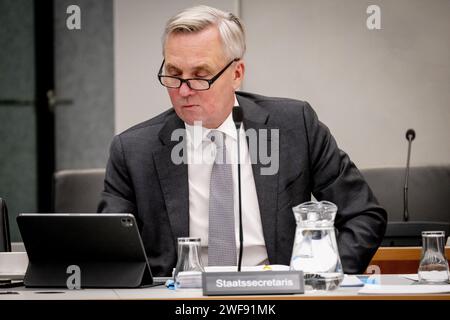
54, 0, 114, 171
0, 0, 37, 243
0, 0, 114, 241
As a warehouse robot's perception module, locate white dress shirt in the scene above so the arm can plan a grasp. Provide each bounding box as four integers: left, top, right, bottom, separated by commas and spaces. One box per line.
185, 96, 269, 266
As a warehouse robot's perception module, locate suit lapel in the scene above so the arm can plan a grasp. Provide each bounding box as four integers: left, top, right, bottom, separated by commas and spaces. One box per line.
237, 94, 279, 263
153, 114, 189, 242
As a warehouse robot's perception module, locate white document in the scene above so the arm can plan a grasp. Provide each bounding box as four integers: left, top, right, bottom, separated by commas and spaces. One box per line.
400, 274, 419, 282
341, 275, 364, 287
359, 284, 450, 295
204, 265, 290, 273
0, 272, 25, 280
176, 271, 203, 288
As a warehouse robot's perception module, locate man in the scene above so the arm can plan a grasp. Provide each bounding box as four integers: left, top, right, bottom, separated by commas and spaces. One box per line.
98, 5, 386, 276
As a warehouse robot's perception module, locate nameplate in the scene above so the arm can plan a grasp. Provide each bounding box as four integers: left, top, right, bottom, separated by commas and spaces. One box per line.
202, 271, 304, 296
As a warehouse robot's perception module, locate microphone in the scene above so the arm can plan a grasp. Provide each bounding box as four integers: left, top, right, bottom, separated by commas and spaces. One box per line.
403, 129, 416, 222
232, 106, 244, 272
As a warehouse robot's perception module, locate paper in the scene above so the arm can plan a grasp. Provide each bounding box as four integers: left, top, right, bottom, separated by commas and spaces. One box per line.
175, 271, 202, 288
358, 284, 450, 295
0, 273, 25, 281
400, 274, 419, 282
205, 265, 290, 273
341, 275, 364, 287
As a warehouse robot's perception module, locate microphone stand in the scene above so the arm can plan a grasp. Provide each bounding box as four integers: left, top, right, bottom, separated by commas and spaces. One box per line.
233, 107, 244, 272
403, 129, 416, 222
237, 127, 243, 271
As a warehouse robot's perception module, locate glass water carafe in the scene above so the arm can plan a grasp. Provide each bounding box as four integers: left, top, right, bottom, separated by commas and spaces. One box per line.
290, 201, 344, 291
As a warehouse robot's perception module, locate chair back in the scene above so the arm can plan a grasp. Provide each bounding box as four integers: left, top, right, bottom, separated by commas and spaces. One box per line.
360, 165, 450, 246
53, 169, 106, 213
360, 165, 450, 222
0, 198, 11, 252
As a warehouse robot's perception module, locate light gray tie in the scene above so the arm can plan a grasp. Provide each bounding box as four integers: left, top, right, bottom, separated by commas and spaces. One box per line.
207, 130, 237, 266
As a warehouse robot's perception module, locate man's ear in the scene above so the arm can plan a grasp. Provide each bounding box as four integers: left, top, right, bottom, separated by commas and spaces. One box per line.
232, 60, 245, 90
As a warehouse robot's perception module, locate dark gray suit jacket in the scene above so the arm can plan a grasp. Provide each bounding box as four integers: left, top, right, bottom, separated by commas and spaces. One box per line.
98, 91, 387, 276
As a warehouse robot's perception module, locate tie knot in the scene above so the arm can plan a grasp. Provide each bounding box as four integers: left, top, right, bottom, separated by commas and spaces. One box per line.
208, 130, 225, 149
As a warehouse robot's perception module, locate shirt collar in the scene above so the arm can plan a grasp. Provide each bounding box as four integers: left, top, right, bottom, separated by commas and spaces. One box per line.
185, 95, 240, 149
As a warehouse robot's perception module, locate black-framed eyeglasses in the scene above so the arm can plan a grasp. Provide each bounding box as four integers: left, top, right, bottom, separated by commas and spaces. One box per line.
157, 58, 239, 91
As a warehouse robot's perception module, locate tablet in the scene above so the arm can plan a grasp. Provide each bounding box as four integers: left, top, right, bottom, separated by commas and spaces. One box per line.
17, 213, 164, 288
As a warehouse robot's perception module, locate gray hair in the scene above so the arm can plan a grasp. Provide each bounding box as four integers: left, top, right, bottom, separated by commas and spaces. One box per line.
162, 5, 246, 60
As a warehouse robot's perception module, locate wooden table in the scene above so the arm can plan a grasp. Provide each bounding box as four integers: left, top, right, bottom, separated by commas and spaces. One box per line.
369, 246, 450, 274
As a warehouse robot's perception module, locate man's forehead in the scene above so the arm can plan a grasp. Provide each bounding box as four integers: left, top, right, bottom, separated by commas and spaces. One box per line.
165, 61, 216, 72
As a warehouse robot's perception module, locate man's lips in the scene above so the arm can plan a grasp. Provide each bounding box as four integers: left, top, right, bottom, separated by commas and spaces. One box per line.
182, 104, 197, 108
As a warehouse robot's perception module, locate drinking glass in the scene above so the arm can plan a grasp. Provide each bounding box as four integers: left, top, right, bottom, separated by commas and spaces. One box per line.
173, 237, 204, 288
418, 231, 450, 284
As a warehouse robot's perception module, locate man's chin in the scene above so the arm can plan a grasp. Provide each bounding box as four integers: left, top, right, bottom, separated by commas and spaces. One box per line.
174, 109, 216, 128
180, 115, 206, 127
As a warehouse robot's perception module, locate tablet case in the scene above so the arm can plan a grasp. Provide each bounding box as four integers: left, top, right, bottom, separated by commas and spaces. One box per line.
17, 213, 157, 288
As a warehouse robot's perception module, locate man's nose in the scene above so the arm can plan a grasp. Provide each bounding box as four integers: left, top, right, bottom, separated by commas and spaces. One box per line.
178, 82, 194, 97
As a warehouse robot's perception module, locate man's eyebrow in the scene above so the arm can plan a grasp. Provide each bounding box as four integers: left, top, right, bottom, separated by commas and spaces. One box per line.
165, 63, 181, 73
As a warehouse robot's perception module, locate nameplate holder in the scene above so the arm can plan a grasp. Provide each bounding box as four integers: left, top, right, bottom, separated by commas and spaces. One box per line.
202, 271, 304, 296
